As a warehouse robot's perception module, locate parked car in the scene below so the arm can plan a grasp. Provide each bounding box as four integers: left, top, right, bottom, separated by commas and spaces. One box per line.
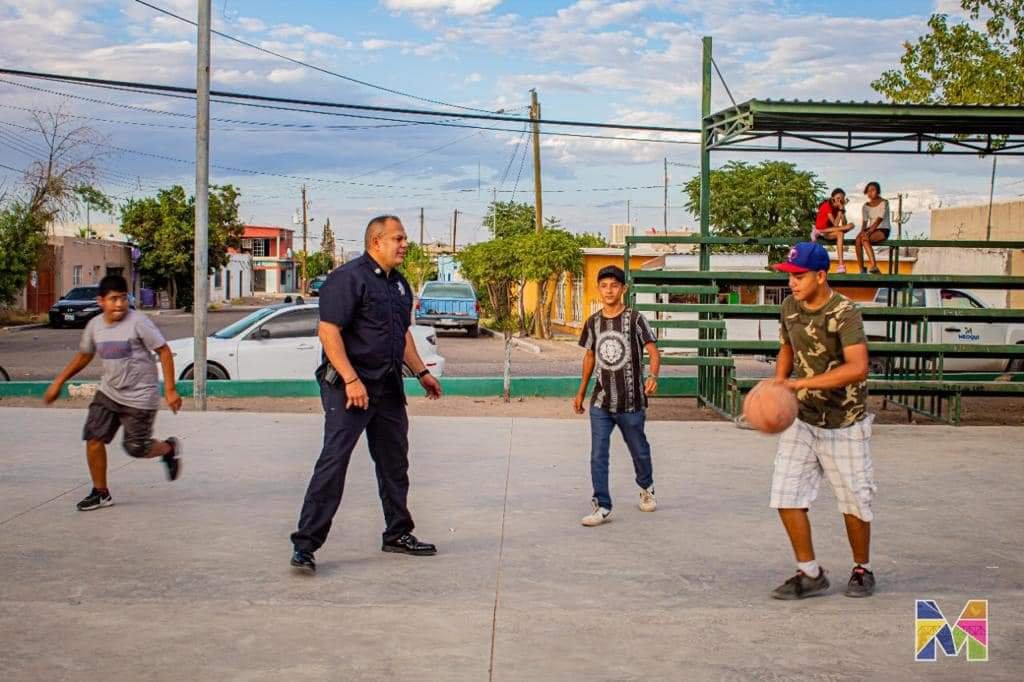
162, 303, 445, 380
862, 287, 1024, 372
49, 286, 136, 328
308, 275, 327, 297
415, 281, 481, 337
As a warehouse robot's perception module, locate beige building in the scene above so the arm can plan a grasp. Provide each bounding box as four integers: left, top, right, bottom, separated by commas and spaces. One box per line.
22, 236, 134, 314
925, 200, 1024, 307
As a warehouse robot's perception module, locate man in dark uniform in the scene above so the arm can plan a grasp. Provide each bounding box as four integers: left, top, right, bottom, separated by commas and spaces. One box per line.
290, 215, 443, 574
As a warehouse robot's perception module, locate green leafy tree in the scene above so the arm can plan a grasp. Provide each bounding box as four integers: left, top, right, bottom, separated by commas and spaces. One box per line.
683, 160, 825, 262
519, 229, 585, 338
0, 203, 46, 306
398, 241, 436, 295
873, 1, 1024, 105
575, 232, 608, 248
120, 185, 244, 309
320, 218, 336, 267
457, 239, 522, 400
300, 251, 334, 280
483, 200, 536, 239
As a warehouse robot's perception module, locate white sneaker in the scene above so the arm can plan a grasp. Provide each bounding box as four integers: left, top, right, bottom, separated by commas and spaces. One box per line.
639, 486, 657, 512
581, 503, 611, 527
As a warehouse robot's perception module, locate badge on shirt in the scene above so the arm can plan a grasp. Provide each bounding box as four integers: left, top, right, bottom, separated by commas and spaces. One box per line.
396, 281, 406, 297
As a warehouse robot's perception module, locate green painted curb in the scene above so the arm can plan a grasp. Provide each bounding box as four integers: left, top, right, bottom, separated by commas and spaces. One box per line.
0, 377, 699, 400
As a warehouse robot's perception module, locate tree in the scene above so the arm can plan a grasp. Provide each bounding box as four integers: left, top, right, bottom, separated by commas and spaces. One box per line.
873, 1, 1024, 105
483, 200, 536, 239
22, 107, 106, 222
575, 232, 608, 248
299, 251, 334, 280
519, 229, 586, 339
320, 218, 336, 267
683, 160, 825, 262
398, 241, 435, 295
0, 203, 46, 306
457, 239, 522, 401
121, 185, 244, 309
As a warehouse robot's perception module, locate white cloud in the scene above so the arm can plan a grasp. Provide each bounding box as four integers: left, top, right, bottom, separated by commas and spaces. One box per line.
362, 38, 412, 50
236, 16, 267, 32
465, 71, 483, 83
380, 0, 504, 16
266, 67, 306, 84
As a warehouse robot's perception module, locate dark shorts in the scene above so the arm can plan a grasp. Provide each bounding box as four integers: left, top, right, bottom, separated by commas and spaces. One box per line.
83, 391, 157, 457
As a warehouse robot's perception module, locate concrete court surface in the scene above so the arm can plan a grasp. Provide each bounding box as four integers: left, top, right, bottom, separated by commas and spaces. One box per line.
0, 408, 1021, 681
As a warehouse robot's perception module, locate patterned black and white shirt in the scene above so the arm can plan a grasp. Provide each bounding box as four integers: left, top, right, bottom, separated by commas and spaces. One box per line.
579, 308, 657, 413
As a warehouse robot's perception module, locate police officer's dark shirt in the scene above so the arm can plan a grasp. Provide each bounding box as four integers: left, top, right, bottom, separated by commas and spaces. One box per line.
319, 254, 413, 383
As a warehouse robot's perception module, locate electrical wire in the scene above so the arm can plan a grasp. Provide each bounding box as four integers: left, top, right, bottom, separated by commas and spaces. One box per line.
133, 0, 503, 115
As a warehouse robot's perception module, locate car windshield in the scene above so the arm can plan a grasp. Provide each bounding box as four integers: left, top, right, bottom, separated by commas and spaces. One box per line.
64, 287, 99, 300
422, 283, 474, 299
872, 287, 925, 307
212, 307, 279, 339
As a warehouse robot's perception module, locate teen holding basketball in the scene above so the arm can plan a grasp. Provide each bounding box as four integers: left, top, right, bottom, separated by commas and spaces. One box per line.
768, 242, 876, 599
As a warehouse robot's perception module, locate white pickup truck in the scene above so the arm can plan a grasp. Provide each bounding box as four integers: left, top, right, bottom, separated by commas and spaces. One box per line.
862, 288, 1024, 372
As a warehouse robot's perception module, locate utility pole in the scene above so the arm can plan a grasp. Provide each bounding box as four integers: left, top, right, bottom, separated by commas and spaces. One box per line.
192, 0, 211, 411
663, 157, 669, 234
419, 207, 424, 245
896, 193, 904, 239
300, 185, 308, 292
530, 88, 545, 338
627, 199, 632, 234
492, 187, 498, 236
986, 156, 997, 240
530, 89, 543, 235
451, 209, 459, 253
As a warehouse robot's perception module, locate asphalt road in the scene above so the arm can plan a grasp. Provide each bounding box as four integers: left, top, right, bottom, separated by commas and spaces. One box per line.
0, 312, 775, 381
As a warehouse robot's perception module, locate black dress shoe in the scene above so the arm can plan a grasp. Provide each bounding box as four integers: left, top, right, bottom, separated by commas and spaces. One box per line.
290, 549, 316, 574
382, 533, 437, 556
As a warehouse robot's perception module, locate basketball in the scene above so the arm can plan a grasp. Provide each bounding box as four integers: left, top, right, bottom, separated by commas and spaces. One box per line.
743, 380, 799, 434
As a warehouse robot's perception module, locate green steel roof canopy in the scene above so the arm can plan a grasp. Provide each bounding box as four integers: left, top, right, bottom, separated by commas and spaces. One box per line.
705, 99, 1024, 155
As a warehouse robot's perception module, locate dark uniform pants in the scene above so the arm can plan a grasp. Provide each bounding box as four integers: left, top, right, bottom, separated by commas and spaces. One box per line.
291, 376, 414, 552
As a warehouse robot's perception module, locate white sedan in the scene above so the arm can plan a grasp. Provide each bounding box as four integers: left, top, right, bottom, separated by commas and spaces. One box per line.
163, 303, 445, 380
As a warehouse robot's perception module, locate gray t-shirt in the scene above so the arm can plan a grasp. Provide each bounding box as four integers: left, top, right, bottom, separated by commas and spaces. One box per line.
80, 310, 167, 410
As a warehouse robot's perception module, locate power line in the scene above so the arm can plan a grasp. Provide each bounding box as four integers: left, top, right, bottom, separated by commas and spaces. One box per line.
0, 68, 702, 135
133, 0, 502, 115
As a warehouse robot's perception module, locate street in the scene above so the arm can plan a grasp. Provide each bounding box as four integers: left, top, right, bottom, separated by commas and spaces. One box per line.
0, 311, 776, 381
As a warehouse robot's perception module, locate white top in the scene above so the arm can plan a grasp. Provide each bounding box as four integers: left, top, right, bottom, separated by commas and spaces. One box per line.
862, 200, 891, 232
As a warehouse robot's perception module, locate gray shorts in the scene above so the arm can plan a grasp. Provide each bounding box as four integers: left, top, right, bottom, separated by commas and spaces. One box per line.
82, 391, 157, 458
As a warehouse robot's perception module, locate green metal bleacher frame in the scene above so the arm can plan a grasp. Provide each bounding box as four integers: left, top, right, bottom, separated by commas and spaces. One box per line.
622, 36, 1024, 425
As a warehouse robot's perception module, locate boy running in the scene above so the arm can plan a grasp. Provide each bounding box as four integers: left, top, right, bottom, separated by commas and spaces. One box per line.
769, 242, 876, 599
44, 275, 183, 511
573, 265, 660, 527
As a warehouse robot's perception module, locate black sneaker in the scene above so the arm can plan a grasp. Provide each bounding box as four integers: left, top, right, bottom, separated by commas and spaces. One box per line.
162, 437, 182, 481
844, 565, 876, 598
77, 488, 114, 512
771, 569, 830, 600
290, 549, 316, 574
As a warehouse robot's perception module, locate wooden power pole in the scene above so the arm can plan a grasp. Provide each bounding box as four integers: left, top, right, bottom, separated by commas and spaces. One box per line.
530, 88, 545, 338
663, 157, 669, 234
419, 207, 425, 245
452, 209, 459, 253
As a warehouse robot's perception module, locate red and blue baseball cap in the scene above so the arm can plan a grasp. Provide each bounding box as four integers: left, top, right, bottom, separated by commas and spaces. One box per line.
773, 242, 831, 273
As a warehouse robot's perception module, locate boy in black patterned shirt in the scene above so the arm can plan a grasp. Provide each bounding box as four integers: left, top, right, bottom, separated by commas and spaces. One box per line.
573, 266, 661, 527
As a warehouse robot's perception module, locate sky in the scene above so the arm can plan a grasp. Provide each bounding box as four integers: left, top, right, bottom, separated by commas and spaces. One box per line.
0, 0, 1021, 254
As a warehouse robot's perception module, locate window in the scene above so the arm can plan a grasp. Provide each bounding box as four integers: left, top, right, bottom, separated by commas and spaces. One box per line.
421, 282, 475, 299
72, 265, 83, 286
873, 287, 925, 307
255, 308, 319, 339
764, 286, 788, 305
553, 273, 567, 322
280, 268, 287, 285
214, 268, 222, 288
940, 289, 984, 309
251, 239, 267, 257
571, 277, 583, 322
106, 267, 124, 278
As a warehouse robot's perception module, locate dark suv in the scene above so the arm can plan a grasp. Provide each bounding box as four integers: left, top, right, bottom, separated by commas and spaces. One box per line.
49, 286, 136, 328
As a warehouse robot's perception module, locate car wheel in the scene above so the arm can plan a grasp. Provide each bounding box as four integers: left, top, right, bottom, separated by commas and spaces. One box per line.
0, 366, 9, 382
182, 363, 230, 380
467, 323, 480, 338
1008, 353, 1024, 374
50, 320, 61, 329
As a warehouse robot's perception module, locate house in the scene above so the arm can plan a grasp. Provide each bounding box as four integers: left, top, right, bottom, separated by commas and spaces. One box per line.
237, 225, 297, 294
209, 253, 254, 303
21, 236, 135, 315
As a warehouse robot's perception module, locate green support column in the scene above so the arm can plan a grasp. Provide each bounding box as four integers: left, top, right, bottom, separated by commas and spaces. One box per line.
698, 36, 713, 405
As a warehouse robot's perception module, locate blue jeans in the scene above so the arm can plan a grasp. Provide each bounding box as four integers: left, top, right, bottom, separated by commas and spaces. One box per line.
589, 406, 654, 511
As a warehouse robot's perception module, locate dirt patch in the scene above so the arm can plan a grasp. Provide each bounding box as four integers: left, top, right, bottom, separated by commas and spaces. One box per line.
4, 394, 1022, 426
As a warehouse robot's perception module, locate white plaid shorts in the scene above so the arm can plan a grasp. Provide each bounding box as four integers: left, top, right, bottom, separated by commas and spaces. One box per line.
769, 415, 877, 521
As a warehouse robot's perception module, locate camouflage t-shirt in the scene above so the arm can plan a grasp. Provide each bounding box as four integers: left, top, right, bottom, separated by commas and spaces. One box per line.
779, 292, 867, 428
